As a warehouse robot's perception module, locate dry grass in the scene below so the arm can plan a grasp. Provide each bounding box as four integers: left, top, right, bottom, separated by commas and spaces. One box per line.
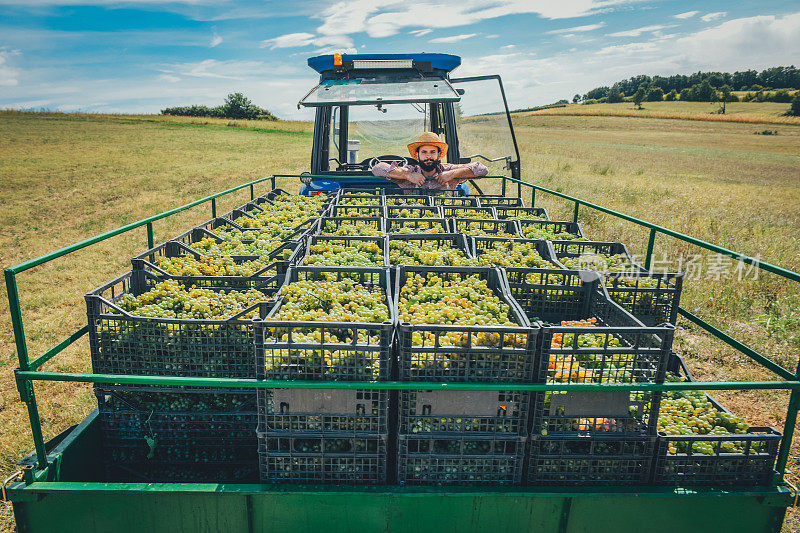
1, 109, 799, 531
526, 101, 800, 125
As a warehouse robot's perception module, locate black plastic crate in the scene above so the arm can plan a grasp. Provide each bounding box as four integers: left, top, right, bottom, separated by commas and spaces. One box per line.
131, 239, 300, 292
86, 271, 273, 381
654, 428, 781, 486
256, 266, 395, 381
387, 233, 475, 267
385, 195, 433, 206
440, 205, 497, 219
316, 216, 385, 236
331, 204, 388, 218
96, 386, 258, 482
470, 237, 563, 268
450, 218, 519, 237
171, 226, 305, 261
552, 240, 683, 326
517, 220, 584, 240
399, 389, 530, 436
258, 433, 388, 484
527, 434, 655, 485
477, 196, 525, 208
197, 216, 319, 243
432, 196, 480, 207
395, 265, 536, 383
495, 206, 549, 220
385, 217, 449, 234
257, 388, 388, 434
337, 187, 384, 197
397, 435, 526, 486
299, 235, 389, 268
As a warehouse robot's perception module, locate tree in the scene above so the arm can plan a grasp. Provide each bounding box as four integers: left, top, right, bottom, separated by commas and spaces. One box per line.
718, 85, 732, 114
679, 87, 693, 101
787, 94, 800, 116
632, 87, 646, 109
645, 86, 664, 101
606, 85, 625, 103
573, 94, 581, 104
695, 80, 715, 101
664, 89, 678, 101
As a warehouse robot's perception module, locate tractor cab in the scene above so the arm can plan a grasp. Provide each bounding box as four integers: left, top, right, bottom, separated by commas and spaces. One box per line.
298, 53, 521, 196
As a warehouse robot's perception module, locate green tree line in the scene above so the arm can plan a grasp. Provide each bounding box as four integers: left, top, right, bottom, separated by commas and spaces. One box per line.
161, 93, 277, 120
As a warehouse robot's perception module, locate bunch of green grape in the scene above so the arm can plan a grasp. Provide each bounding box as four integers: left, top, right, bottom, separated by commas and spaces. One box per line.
337, 197, 383, 206
116, 280, 268, 319
386, 197, 428, 206
659, 372, 752, 455
389, 220, 445, 234
398, 273, 527, 355
303, 240, 385, 267
320, 220, 383, 236
443, 208, 492, 219
271, 279, 389, 324
452, 219, 512, 237
111, 391, 250, 412
157, 255, 268, 277
560, 253, 661, 289
389, 207, 439, 218
474, 239, 560, 269
190, 237, 287, 258
389, 239, 479, 267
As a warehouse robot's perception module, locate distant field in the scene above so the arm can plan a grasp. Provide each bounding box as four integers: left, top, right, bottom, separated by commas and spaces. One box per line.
526, 100, 799, 125
1, 109, 799, 532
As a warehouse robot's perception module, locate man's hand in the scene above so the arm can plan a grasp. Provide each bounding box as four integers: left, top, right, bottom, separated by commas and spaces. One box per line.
436, 169, 459, 186
405, 172, 426, 186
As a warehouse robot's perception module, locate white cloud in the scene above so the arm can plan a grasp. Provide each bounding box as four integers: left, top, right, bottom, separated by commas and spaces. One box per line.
210, 32, 222, 47
261, 32, 353, 49
409, 28, 432, 36
502, 44, 516, 49
429, 33, 477, 44
0, 49, 20, 87
546, 22, 605, 34
157, 74, 180, 83
700, 12, 727, 22
608, 24, 673, 37
313, 0, 640, 40
673, 10, 698, 19
485, 34, 499, 38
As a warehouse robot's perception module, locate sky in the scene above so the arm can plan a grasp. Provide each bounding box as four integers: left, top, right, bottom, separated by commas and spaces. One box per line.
0, 1, 798, 119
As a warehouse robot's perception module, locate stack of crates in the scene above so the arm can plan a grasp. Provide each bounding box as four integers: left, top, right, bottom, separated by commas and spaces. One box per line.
503, 268, 675, 485
394, 265, 537, 485
86, 190, 332, 482
254, 265, 395, 484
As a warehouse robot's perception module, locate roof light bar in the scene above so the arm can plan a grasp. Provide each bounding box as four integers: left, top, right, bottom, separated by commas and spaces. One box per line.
351, 59, 413, 69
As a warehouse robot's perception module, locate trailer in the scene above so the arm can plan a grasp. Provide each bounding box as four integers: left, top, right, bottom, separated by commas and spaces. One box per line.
4, 54, 800, 532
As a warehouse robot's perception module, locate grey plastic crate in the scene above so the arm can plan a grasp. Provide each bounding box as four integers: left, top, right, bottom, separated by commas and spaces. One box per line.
528, 434, 655, 485
495, 206, 549, 220
384, 195, 433, 207
316, 216, 386, 236
395, 265, 537, 383
86, 271, 274, 381
331, 204, 388, 218
387, 233, 475, 267
257, 388, 388, 434
432, 196, 481, 207
397, 435, 526, 486
387, 205, 444, 219
478, 196, 525, 208
385, 217, 449, 234
399, 389, 531, 436
258, 432, 388, 484
255, 266, 395, 381
299, 235, 389, 268
517, 220, 583, 240
440, 205, 497, 219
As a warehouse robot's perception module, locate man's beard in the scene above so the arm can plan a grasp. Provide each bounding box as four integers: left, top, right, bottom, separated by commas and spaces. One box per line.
419, 158, 440, 172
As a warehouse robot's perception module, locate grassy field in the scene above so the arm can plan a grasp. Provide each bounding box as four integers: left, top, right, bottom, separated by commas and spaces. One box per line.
1, 107, 799, 531
528, 100, 800, 125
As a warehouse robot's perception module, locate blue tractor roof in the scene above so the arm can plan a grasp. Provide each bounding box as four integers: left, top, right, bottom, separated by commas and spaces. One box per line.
307, 53, 461, 74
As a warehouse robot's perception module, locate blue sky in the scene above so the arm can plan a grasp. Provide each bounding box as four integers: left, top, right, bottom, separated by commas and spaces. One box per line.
0, 1, 798, 119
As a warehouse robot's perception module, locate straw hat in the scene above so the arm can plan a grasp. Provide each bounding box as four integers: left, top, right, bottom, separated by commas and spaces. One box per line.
407, 132, 448, 159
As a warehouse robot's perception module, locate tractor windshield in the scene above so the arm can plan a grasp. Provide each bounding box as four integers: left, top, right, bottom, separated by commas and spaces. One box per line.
331, 103, 431, 163
451, 77, 520, 177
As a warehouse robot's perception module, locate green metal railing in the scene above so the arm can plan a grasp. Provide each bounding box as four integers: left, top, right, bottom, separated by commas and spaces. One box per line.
6, 173, 800, 487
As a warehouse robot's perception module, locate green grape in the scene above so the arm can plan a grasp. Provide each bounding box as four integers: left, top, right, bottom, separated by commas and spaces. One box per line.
389, 240, 479, 267
157, 255, 268, 277
303, 241, 385, 267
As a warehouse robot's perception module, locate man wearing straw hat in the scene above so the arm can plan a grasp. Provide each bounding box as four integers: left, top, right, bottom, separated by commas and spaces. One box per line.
371, 132, 488, 191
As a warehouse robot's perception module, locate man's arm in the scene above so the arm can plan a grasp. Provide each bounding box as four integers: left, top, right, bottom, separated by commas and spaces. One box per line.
372, 161, 425, 187
436, 161, 489, 185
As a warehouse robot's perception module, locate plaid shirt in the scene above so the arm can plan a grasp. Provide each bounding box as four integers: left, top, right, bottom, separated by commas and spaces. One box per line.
371, 160, 488, 190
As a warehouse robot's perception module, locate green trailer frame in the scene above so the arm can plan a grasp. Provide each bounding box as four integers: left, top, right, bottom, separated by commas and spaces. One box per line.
5, 175, 800, 532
